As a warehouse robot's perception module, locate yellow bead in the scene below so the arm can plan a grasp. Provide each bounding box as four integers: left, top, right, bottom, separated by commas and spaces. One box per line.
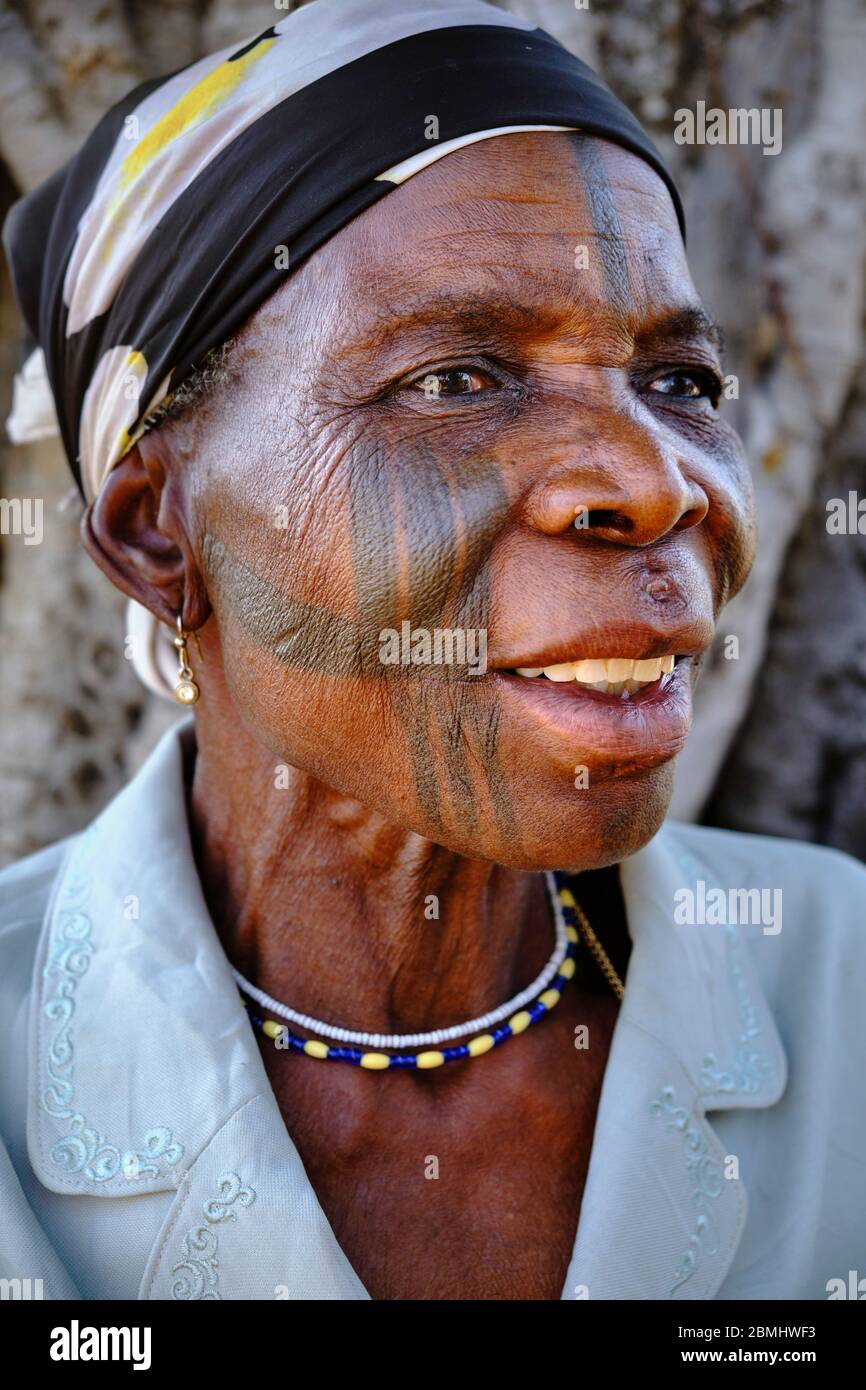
303, 1039, 329, 1059
416, 1050, 445, 1069
360, 1052, 391, 1070
559, 957, 576, 979
566, 925, 579, 944
509, 1010, 532, 1035
468, 1033, 495, 1057
559, 888, 577, 908
539, 988, 561, 1010
263, 1019, 286, 1040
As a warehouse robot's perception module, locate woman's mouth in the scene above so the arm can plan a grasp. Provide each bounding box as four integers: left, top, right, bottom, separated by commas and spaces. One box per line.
510, 654, 677, 701
490, 651, 696, 776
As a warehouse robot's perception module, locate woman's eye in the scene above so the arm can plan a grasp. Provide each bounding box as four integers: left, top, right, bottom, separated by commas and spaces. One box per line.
648, 369, 719, 402
411, 368, 494, 398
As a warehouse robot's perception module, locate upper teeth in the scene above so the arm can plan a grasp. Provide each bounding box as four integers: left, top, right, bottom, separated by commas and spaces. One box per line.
516, 655, 675, 694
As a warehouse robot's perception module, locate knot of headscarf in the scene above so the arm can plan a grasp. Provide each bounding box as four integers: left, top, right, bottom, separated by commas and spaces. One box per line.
3, 0, 684, 697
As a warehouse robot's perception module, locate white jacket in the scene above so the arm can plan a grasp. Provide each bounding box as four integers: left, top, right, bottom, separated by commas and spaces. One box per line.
1, 718, 864, 1300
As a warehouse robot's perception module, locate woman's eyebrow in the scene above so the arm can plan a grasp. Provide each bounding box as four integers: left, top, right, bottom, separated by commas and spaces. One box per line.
338, 286, 603, 360
638, 306, 725, 355
338, 293, 725, 369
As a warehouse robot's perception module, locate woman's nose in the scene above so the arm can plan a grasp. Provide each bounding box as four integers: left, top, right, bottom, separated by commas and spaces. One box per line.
523, 432, 709, 547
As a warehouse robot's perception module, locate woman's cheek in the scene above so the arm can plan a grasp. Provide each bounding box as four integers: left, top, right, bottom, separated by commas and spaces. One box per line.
693, 427, 757, 607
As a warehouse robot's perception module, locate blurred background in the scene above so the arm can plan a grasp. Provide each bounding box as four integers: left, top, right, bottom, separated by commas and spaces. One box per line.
1, 0, 864, 867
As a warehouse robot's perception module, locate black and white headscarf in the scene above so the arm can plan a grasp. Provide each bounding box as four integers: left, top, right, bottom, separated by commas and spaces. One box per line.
4, 0, 684, 694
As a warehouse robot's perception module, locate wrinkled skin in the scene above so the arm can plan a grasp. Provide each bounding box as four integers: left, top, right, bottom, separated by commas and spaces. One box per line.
83, 133, 755, 1299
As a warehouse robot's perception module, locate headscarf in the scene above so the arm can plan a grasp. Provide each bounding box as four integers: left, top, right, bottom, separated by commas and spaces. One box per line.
3, 0, 684, 698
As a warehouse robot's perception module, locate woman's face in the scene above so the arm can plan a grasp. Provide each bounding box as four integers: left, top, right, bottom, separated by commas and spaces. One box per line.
182, 132, 754, 871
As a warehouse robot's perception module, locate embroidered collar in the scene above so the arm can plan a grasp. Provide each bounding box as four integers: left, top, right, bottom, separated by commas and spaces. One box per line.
26, 719, 787, 1300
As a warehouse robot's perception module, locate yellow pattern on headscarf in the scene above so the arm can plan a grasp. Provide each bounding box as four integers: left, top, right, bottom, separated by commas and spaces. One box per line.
111, 349, 150, 463
102, 35, 276, 261
118, 36, 276, 192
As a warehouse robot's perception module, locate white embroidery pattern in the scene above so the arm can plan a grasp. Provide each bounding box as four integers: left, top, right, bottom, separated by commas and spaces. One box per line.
40, 837, 184, 1183
676, 846, 773, 1097
649, 845, 779, 1296
701, 923, 773, 1095
172, 1172, 257, 1300
650, 1085, 723, 1296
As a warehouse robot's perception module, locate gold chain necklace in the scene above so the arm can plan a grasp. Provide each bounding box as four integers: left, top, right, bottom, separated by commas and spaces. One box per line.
559, 888, 625, 1001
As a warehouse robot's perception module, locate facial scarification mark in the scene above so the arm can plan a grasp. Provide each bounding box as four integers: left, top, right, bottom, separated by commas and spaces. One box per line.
393, 448, 480, 832
203, 533, 367, 676
450, 459, 520, 848
347, 438, 450, 829
411, 453, 519, 845
392, 682, 447, 833
453, 455, 512, 619
348, 440, 401, 677
203, 426, 520, 846
398, 445, 459, 630
474, 701, 520, 848
346, 439, 519, 846
568, 135, 631, 317
435, 683, 479, 836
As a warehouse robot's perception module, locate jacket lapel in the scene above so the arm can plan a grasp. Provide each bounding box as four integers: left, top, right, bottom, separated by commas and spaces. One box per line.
139, 1093, 368, 1299
26, 719, 368, 1298
562, 824, 787, 1300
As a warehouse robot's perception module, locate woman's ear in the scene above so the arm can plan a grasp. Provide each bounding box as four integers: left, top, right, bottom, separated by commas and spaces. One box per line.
80, 435, 211, 630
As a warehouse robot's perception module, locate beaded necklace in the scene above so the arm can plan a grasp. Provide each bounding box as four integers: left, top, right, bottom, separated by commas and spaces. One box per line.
236, 871, 624, 1070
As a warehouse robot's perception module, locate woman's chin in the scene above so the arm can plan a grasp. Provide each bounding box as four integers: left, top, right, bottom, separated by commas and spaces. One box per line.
408, 759, 677, 873
525, 764, 674, 872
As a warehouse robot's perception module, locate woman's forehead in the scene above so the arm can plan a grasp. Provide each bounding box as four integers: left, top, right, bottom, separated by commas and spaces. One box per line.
255, 132, 696, 361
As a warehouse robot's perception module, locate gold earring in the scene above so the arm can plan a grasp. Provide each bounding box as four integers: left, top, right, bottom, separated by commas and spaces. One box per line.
173, 614, 200, 705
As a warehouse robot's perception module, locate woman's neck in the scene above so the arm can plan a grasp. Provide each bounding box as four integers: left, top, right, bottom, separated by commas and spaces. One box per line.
188, 723, 553, 1035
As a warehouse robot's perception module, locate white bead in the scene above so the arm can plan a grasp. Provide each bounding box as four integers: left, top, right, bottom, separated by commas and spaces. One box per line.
232, 871, 569, 1049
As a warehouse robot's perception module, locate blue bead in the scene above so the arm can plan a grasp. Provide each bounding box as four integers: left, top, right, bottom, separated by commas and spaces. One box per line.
442, 1044, 470, 1060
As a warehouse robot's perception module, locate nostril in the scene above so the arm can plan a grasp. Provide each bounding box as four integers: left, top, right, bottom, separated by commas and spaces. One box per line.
674, 505, 707, 531
583, 509, 634, 533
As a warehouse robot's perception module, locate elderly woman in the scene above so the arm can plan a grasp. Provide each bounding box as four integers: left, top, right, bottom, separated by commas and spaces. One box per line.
0, 0, 864, 1304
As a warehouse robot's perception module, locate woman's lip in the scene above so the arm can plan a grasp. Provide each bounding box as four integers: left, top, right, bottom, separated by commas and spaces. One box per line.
492, 657, 694, 771
492, 628, 712, 675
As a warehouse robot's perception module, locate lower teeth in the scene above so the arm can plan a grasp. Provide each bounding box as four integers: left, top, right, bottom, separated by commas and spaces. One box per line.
511, 667, 675, 697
